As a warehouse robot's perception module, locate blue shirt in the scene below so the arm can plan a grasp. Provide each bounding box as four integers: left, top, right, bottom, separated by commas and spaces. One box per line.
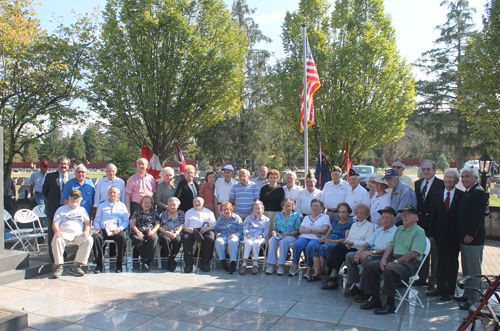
229, 181, 260, 214
273, 211, 301, 234
215, 213, 243, 240
390, 182, 417, 224
62, 178, 96, 216
243, 214, 270, 238
94, 200, 129, 231
366, 224, 397, 250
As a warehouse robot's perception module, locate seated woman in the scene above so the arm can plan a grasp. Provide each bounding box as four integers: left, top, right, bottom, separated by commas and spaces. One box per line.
266, 197, 301, 275
307, 203, 354, 281
240, 200, 270, 275
130, 195, 160, 270
158, 197, 185, 272
183, 196, 216, 273
321, 203, 374, 289
215, 201, 243, 274
155, 167, 176, 211
289, 199, 330, 277
199, 171, 217, 213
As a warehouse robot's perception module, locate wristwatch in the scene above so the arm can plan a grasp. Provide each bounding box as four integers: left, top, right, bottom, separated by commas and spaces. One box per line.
393, 259, 399, 264
372, 250, 376, 254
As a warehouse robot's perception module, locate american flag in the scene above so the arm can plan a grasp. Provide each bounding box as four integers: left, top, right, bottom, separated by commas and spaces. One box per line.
177, 144, 187, 180
300, 36, 321, 133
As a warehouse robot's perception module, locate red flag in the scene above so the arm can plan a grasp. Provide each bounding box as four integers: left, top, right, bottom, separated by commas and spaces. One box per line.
141, 140, 162, 180
177, 144, 187, 180
345, 140, 351, 180
300, 36, 321, 133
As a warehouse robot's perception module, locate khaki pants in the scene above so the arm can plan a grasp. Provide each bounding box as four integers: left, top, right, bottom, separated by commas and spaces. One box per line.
52, 234, 93, 266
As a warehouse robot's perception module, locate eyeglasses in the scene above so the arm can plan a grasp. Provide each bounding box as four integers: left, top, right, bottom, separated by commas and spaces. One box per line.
76, 171, 86, 174
392, 166, 402, 169
422, 167, 432, 172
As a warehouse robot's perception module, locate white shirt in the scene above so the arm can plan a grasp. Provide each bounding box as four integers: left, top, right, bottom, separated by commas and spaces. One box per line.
320, 179, 350, 210
28, 170, 46, 193
214, 177, 238, 202
370, 192, 392, 229
59, 171, 69, 204
295, 188, 322, 217
443, 187, 456, 208
53, 205, 89, 234
252, 177, 268, 192
346, 184, 371, 216
93, 176, 126, 207
185, 207, 216, 228
420, 176, 435, 200
283, 184, 302, 202
345, 219, 375, 249
300, 214, 331, 240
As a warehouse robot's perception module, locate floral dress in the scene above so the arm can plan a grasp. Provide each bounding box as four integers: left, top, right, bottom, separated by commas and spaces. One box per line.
132, 209, 160, 233
273, 211, 301, 235
159, 210, 185, 232
310, 219, 354, 260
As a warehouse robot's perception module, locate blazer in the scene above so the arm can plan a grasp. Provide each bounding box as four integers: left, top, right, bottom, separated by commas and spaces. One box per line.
415, 177, 445, 234
429, 188, 464, 244
175, 179, 200, 213
457, 183, 488, 246
42, 171, 64, 218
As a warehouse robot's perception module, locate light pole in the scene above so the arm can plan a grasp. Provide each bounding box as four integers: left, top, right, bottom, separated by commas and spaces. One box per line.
478, 151, 493, 190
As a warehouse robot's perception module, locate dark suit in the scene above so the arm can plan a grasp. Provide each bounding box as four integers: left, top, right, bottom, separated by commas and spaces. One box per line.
429, 188, 463, 296
42, 171, 64, 262
415, 177, 444, 285
175, 179, 200, 213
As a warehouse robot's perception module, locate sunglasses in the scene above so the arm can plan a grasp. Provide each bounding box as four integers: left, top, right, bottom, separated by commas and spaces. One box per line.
392, 166, 402, 169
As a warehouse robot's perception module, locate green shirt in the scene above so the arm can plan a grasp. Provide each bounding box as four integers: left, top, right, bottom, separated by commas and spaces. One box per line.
389, 223, 426, 261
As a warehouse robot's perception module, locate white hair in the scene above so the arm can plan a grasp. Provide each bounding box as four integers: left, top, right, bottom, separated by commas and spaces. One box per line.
75, 164, 87, 172
444, 168, 460, 180
160, 167, 175, 178
239, 169, 250, 176
460, 166, 479, 178
285, 171, 297, 179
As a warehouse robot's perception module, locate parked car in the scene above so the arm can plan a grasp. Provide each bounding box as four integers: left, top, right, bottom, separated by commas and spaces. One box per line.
343, 165, 378, 187
464, 160, 480, 171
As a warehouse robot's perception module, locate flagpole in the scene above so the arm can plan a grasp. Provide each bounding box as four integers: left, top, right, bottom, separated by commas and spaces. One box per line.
302, 22, 308, 176
319, 143, 322, 187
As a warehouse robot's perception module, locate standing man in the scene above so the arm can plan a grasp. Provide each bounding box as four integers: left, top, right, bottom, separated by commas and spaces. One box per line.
295, 174, 322, 221
383, 168, 417, 226
229, 169, 259, 221
283, 171, 302, 202
415, 160, 444, 290
392, 160, 414, 189
456, 167, 488, 310
320, 166, 350, 222
427, 169, 463, 301
252, 165, 269, 192
42, 156, 71, 262
28, 160, 49, 205
125, 158, 157, 215
214, 165, 238, 218
346, 169, 371, 218
94, 163, 126, 209
62, 164, 96, 219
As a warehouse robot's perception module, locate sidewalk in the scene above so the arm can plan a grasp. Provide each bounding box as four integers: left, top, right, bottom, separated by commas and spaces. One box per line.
0, 240, 499, 331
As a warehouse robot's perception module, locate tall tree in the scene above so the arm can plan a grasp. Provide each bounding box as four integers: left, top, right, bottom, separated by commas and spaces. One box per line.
414, 0, 477, 169
39, 127, 68, 162
90, 0, 248, 163
68, 131, 86, 163
83, 123, 103, 163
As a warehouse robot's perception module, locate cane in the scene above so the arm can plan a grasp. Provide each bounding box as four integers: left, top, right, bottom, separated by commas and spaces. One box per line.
195, 242, 201, 272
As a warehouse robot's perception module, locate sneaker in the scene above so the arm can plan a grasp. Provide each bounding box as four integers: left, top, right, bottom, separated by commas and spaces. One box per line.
277, 265, 285, 275
252, 265, 259, 275
69, 266, 85, 277
239, 265, 247, 275
265, 264, 275, 274
52, 265, 63, 279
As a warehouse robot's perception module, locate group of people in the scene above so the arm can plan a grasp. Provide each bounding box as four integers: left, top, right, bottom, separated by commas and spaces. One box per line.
38, 156, 487, 315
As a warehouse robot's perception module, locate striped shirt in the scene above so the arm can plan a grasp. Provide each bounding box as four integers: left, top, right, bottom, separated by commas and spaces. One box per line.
230, 181, 260, 214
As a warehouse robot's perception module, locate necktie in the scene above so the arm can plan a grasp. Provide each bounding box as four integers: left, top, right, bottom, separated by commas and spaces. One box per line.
445, 191, 450, 213
421, 181, 428, 201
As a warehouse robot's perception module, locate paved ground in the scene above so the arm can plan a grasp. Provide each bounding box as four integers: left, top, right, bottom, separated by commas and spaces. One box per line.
1, 240, 499, 331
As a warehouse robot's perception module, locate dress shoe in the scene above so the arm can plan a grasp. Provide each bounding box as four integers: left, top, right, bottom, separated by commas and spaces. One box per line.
344, 285, 361, 298
374, 303, 396, 315
413, 279, 427, 287
427, 283, 437, 292
115, 267, 122, 273
201, 264, 210, 272
228, 261, 236, 274
94, 265, 102, 274
460, 302, 472, 311
360, 298, 382, 310
440, 294, 453, 301
184, 265, 193, 273
354, 293, 371, 303
221, 260, 229, 272
454, 295, 468, 303
426, 289, 441, 297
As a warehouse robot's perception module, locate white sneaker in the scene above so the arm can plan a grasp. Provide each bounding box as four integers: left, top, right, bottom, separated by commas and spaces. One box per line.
277, 265, 285, 275
265, 265, 275, 274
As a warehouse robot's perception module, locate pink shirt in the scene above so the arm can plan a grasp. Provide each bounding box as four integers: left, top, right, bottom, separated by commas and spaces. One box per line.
125, 172, 157, 203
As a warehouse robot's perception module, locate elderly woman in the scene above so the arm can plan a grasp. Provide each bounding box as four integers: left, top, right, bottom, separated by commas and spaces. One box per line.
158, 197, 184, 272
155, 167, 176, 211
266, 197, 301, 275
175, 165, 199, 212
130, 195, 160, 270
183, 197, 216, 273
260, 169, 285, 236
215, 201, 243, 274
366, 174, 377, 199
199, 171, 217, 212
321, 203, 374, 289
307, 203, 354, 281
289, 199, 331, 277
240, 200, 270, 275
370, 174, 391, 229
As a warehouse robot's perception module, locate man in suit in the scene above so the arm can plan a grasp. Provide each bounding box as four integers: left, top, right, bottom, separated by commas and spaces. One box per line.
427, 168, 463, 301
415, 160, 444, 290
456, 166, 488, 310
42, 156, 71, 262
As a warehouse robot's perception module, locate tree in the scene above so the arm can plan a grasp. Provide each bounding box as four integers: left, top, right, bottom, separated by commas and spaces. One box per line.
68, 131, 85, 163
83, 123, 103, 163
39, 127, 69, 162
90, 0, 248, 164
437, 153, 449, 171
377, 154, 387, 168
269, 0, 415, 171
110, 142, 137, 182
22, 142, 38, 162
364, 151, 376, 166
0, 0, 98, 189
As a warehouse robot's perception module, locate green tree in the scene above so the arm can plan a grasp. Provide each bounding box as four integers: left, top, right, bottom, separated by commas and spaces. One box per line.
68, 131, 86, 163
270, 0, 415, 171
21, 142, 39, 162
111, 142, 137, 182
377, 154, 387, 168
39, 127, 68, 162
364, 151, 376, 166
437, 153, 449, 171
83, 123, 103, 163
90, 0, 247, 163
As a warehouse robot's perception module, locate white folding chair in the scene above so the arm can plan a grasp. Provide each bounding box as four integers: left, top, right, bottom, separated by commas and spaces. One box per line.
13, 209, 47, 253
4, 209, 34, 251
236, 239, 268, 269
32, 205, 48, 231
395, 237, 431, 313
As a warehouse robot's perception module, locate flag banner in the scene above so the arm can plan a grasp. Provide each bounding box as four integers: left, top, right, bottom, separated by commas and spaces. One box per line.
345, 140, 351, 180
141, 140, 162, 180
300, 36, 321, 133
177, 144, 187, 180
315, 145, 329, 190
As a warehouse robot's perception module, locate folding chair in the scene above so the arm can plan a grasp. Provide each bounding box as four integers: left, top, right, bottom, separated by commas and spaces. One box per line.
236, 239, 268, 269
4, 209, 35, 251
32, 205, 47, 231
13, 209, 47, 253
394, 237, 431, 313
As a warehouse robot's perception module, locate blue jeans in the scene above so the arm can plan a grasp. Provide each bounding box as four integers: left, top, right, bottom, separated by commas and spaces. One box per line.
215, 235, 239, 262
292, 238, 319, 267
34, 193, 46, 205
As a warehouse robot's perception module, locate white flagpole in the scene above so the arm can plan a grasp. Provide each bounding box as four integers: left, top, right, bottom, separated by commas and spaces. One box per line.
302, 22, 308, 176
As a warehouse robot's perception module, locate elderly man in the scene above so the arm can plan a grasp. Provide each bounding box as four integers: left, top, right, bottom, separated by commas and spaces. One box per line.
62, 164, 96, 219
42, 156, 71, 262
252, 165, 269, 192
455, 167, 488, 310
52, 189, 93, 278
295, 174, 322, 221
92, 187, 129, 274
183, 197, 217, 273
229, 169, 260, 221
427, 169, 463, 301
94, 163, 126, 209
214, 165, 238, 218
29, 160, 49, 205
415, 160, 444, 290
125, 158, 157, 215
359, 205, 426, 314
320, 166, 350, 222
346, 168, 371, 218
383, 168, 417, 226
346, 206, 397, 300
392, 160, 413, 189
283, 171, 302, 202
